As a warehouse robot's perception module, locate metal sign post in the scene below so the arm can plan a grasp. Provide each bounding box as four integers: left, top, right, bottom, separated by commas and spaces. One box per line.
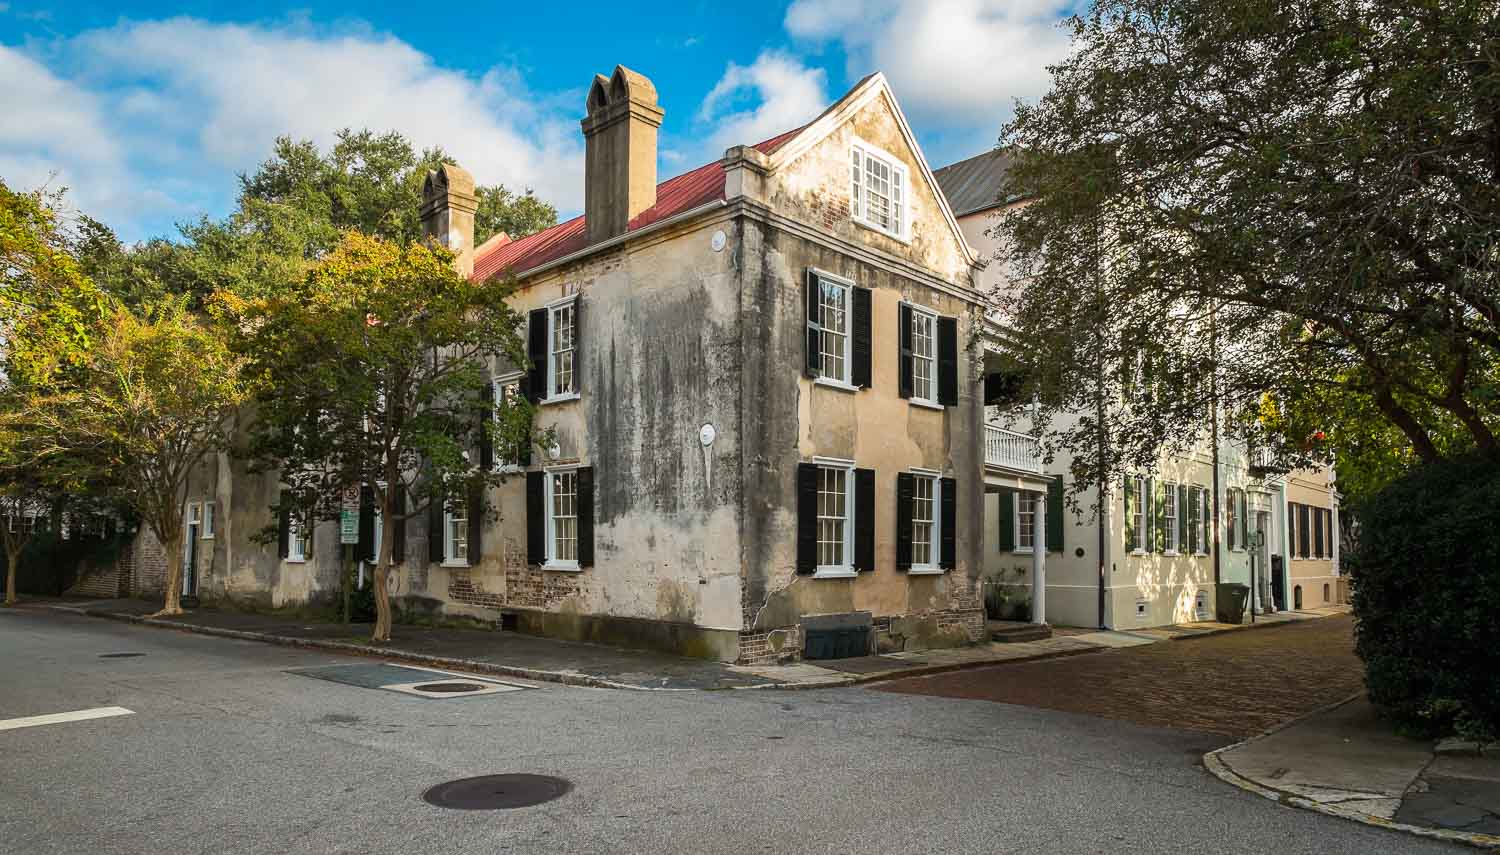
1249, 530, 1264, 624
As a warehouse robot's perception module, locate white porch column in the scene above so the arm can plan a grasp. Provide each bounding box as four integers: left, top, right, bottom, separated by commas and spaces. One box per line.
1032, 488, 1047, 625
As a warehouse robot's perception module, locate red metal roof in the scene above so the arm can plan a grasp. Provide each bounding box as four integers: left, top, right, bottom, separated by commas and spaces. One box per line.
472, 128, 802, 281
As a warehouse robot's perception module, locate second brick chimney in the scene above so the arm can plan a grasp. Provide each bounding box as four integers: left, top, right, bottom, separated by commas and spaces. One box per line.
581, 65, 664, 244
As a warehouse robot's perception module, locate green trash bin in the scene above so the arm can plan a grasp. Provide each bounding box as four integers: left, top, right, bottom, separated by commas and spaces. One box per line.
1215, 583, 1249, 624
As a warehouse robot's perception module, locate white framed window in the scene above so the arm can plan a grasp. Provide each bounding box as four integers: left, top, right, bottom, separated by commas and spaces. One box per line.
202, 501, 216, 539
910, 473, 941, 572
1015, 492, 1037, 554
850, 138, 908, 239
909, 306, 937, 405
817, 276, 851, 385
1129, 475, 1147, 553
287, 514, 309, 562
493, 373, 525, 471
443, 500, 468, 567
814, 460, 856, 578
545, 297, 578, 402
187, 502, 202, 531
1162, 483, 1178, 553
545, 468, 579, 569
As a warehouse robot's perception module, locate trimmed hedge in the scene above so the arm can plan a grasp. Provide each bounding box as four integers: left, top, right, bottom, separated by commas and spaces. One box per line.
1348, 454, 1500, 740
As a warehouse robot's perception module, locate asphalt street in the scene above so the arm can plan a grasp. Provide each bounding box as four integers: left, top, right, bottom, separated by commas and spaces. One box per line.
0, 609, 1459, 854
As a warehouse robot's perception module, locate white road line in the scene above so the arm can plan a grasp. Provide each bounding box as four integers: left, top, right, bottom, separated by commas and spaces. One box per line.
0, 706, 135, 732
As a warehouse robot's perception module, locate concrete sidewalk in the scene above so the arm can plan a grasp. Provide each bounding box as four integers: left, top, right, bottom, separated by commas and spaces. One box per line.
1207, 694, 1500, 849
18, 596, 1343, 693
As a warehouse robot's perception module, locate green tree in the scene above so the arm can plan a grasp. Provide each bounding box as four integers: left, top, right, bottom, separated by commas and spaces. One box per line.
994, 0, 1500, 492
221, 232, 539, 642
474, 185, 558, 246
24, 298, 247, 615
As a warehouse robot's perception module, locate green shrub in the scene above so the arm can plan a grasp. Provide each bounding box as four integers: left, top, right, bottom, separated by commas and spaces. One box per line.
1348, 453, 1500, 740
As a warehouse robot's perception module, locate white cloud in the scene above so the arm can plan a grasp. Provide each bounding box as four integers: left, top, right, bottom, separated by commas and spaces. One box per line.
785, 0, 1071, 127
693, 50, 828, 162
0, 18, 586, 241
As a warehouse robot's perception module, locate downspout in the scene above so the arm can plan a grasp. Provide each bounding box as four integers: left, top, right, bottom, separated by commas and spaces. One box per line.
1210, 302, 1222, 586
1094, 222, 1109, 629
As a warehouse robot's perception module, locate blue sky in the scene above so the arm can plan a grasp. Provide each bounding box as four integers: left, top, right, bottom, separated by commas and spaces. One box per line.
0, 1, 1074, 242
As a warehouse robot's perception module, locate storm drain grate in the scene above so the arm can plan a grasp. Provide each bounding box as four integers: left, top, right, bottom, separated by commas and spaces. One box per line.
412, 682, 488, 694
423, 774, 572, 810
99, 653, 145, 659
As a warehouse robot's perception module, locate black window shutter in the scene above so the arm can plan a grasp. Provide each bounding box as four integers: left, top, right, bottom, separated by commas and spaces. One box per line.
999, 489, 1015, 552
854, 467, 874, 570
895, 472, 914, 570
937, 316, 959, 407
358, 485, 375, 563
898, 303, 914, 399
526, 472, 545, 565
1313, 505, 1325, 559
572, 297, 582, 395
277, 505, 290, 559
851, 287, 872, 388
1202, 487, 1213, 554
939, 477, 957, 569
796, 463, 818, 573
1239, 491, 1249, 550
391, 487, 406, 563
428, 490, 444, 563
1047, 477, 1065, 553
105, 516, 116, 541
804, 271, 821, 378
477, 382, 494, 472
1123, 477, 1137, 549
577, 466, 595, 567
525, 308, 547, 402
467, 482, 484, 562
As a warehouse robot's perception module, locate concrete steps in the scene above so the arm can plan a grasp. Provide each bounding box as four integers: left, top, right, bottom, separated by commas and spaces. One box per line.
988, 621, 1053, 643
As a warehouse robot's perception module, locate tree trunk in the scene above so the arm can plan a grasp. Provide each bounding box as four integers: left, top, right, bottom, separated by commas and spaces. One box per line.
153, 530, 185, 617
3, 544, 19, 606
1373, 385, 1443, 465
371, 499, 393, 642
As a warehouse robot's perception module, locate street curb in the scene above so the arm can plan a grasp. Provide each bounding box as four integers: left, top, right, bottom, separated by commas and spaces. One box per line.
1168, 610, 1343, 643
1202, 692, 1500, 851
31, 602, 1113, 694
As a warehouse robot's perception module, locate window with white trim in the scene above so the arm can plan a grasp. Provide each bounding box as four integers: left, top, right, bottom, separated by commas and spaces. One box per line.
287, 514, 309, 562
546, 469, 579, 567
1162, 483, 1178, 553
493, 374, 524, 470
816, 464, 854, 573
1129, 475, 1147, 552
850, 140, 907, 239
1016, 492, 1037, 553
910, 307, 937, 404
443, 500, 468, 566
911, 474, 938, 568
817, 278, 850, 383
549, 300, 576, 398
202, 501, 216, 539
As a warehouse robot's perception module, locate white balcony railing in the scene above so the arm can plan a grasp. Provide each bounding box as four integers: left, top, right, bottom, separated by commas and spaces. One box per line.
985, 425, 1042, 474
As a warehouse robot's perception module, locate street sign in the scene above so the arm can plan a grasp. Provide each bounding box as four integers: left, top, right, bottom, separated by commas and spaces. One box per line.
340, 485, 360, 545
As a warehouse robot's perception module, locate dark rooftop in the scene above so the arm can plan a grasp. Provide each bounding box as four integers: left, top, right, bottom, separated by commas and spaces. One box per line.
932, 147, 1017, 218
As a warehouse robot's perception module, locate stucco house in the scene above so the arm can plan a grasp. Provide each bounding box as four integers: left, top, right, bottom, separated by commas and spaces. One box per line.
934, 147, 1344, 630
104, 67, 1010, 664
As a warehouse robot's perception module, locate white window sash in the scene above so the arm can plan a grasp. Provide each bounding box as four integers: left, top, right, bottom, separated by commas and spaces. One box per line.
849, 139, 909, 240
1014, 492, 1037, 554
814, 462, 856, 577
910, 474, 941, 571
544, 467, 581, 570
812, 271, 855, 386
910, 307, 938, 405
545, 298, 578, 401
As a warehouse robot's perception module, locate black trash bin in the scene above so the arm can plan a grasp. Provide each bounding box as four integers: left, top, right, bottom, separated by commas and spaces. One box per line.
1215, 583, 1249, 624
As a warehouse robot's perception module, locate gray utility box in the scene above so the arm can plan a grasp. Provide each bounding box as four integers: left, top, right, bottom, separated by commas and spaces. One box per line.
1215, 583, 1249, 624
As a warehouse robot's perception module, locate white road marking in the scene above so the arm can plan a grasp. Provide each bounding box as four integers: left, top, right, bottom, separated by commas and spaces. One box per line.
0, 706, 135, 732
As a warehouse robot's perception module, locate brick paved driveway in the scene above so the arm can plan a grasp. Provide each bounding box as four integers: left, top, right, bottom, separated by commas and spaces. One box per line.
875, 615, 1363, 739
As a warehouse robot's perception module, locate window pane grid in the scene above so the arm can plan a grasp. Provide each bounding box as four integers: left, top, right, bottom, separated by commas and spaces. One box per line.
817, 467, 847, 567
819, 282, 848, 382
912, 476, 934, 566
551, 471, 577, 562
912, 310, 935, 401
551, 304, 575, 395
1018, 494, 1036, 549
1163, 485, 1178, 552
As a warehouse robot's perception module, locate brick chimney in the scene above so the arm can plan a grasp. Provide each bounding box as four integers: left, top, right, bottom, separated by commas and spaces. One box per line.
420, 163, 478, 278
581, 65, 664, 244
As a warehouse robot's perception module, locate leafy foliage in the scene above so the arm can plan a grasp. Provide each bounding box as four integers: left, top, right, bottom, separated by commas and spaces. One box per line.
1348, 453, 1500, 740
220, 232, 537, 641
474, 185, 557, 246
995, 0, 1500, 495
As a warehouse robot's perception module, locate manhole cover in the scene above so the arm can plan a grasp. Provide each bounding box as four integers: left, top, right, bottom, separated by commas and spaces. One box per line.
422, 774, 571, 810
99, 653, 145, 658
412, 682, 488, 694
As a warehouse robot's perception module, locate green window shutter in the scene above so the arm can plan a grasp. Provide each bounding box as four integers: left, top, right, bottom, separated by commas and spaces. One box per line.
1143, 478, 1155, 551
1178, 484, 1189, 552
1239, 490, 1249, 550
1123, 477, 1136, 550
998, 489, 1015, 552
1046, 476, 1064, 553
